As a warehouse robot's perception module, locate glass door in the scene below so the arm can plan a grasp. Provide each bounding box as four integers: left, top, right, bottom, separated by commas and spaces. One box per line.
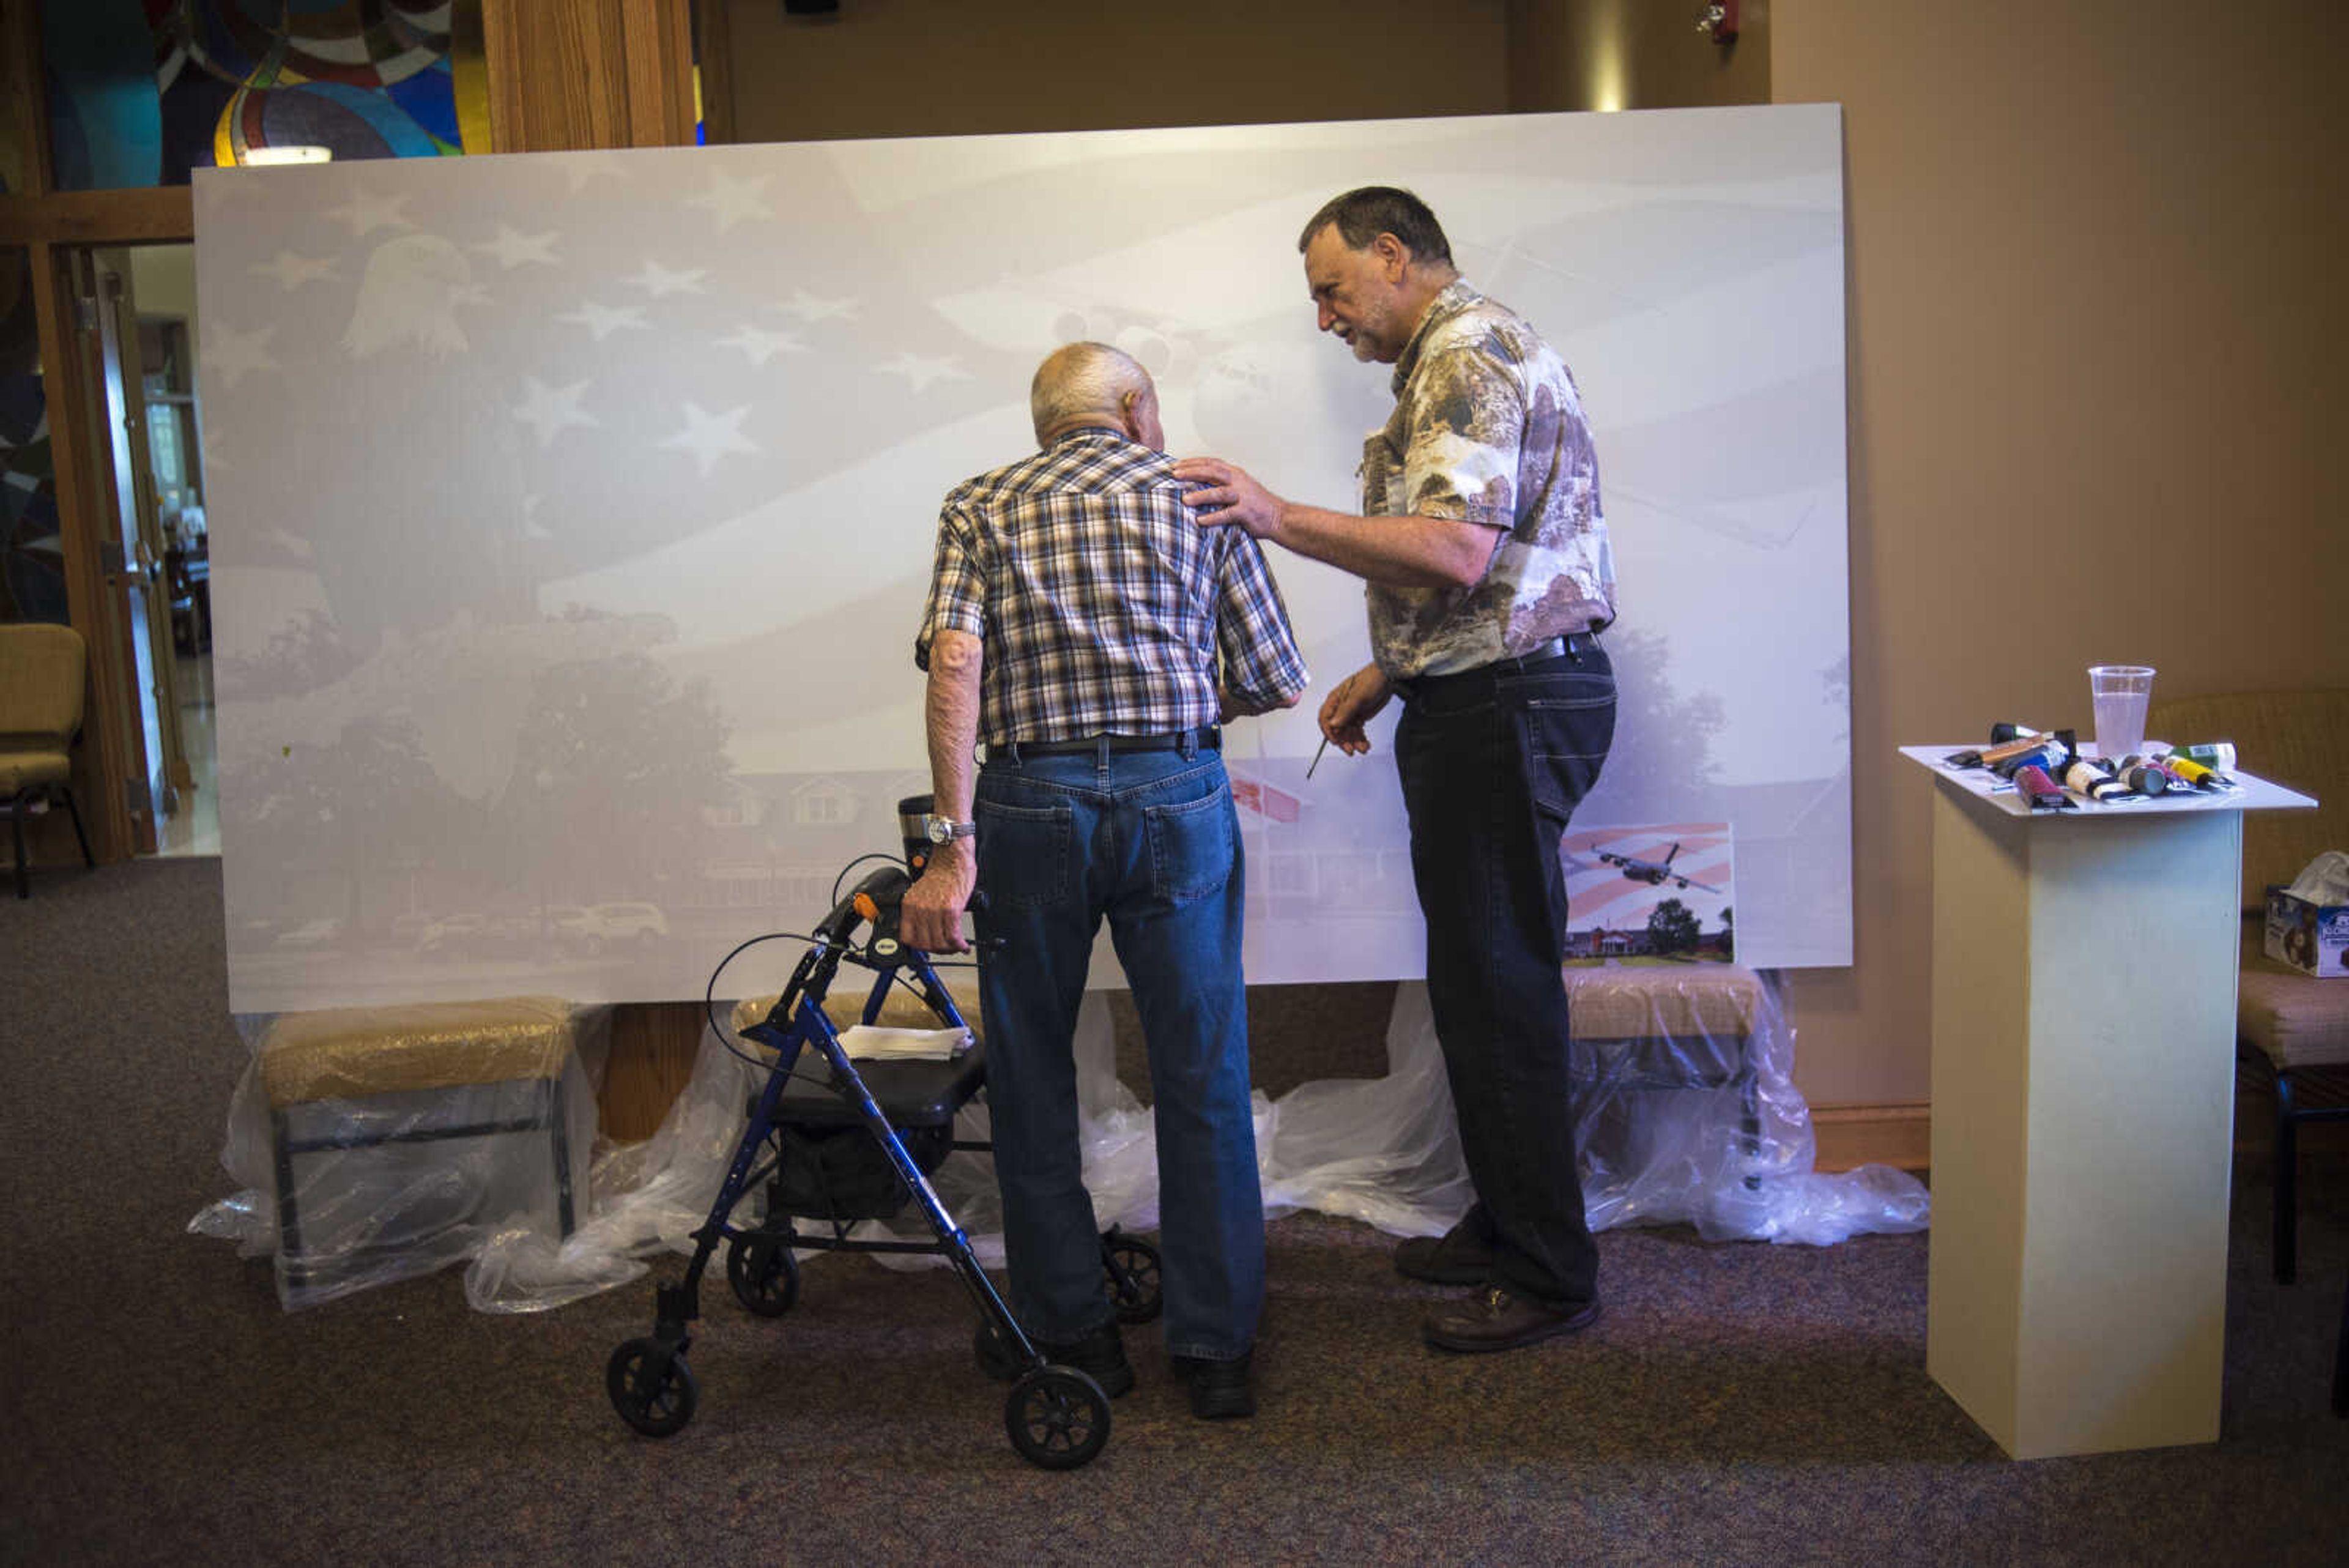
64, 245, 188, 850
134, 253, 217, 857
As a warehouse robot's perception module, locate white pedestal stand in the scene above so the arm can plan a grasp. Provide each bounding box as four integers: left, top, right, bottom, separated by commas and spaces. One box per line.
1902, 747, 2314, 1458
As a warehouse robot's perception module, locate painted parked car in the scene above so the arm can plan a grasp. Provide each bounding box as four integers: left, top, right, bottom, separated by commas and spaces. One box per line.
585, 901, 669, 945
272, 916, 346, 950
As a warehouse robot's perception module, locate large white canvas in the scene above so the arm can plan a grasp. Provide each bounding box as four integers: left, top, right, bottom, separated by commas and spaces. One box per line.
196, 105, 1850, 1013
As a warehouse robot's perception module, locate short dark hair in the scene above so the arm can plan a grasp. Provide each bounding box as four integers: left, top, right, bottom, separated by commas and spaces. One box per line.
1297, 186, 1454, 267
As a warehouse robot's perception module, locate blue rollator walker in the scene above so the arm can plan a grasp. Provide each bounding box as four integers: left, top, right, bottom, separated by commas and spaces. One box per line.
604, 797, 1163, 1470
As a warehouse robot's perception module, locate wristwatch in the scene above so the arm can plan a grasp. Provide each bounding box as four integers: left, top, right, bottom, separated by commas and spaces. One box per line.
922, 814, 977, 845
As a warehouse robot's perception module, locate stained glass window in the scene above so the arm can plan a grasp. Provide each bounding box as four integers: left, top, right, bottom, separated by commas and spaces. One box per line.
0, 247, 67, 623
43, 0, 491, 191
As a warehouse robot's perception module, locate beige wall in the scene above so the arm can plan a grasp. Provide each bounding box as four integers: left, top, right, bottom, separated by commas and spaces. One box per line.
1507, 0, 1767, 112
1772, 0, 2349, 1102
127, 244, 195, 322
721, 0, 1509, 143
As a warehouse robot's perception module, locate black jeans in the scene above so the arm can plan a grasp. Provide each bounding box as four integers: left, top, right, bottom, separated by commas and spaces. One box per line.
1393, 640, 1616, 1307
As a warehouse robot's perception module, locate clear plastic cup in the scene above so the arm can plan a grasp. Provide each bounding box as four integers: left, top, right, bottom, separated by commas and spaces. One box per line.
2088, 664, 2156, 762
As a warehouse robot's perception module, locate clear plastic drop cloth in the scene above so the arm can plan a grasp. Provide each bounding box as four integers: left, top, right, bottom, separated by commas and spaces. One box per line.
1268, 973, 1926, 1241
464, 1020, 757, 1312
1566, 967, 1927, 1243
853, 996, 1283, 1271
666, 967, 1923, 1284
1256, 981, 1475, 1229
1259, 968, 1935, 1250
549, 990, 1269, 1284
1260, 972, 1928, 1247
196, 967, 1925, 1314
852, 990, 1173, 1269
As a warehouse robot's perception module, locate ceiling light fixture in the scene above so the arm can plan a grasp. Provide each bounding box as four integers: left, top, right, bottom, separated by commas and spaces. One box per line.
243, 145, 333, 166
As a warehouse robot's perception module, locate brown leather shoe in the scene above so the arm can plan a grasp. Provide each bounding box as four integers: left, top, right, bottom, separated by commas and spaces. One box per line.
1393, 1226, 1495, 1285
1422, 1286, 1601, 1353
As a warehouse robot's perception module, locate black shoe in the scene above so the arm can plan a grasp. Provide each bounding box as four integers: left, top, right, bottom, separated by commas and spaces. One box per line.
1422, 1286, 1601, 1353
975, 1320, 1135, 1397
1393, 1224, 1494, 1286
1171, 1351, 1255, 1420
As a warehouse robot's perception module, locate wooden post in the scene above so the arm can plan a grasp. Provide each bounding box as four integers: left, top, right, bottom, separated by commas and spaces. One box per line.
601, 1001, 711, 1142
480, 0, 697, 154
476, 0, 702, 1133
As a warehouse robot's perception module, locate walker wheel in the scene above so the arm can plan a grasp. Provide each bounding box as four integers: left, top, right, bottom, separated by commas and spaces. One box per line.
606, 1338, 697, 1438
1005, 1366, 1111, 1471
726, 1232, 801, 1318
1104, 1235, 1163, 1324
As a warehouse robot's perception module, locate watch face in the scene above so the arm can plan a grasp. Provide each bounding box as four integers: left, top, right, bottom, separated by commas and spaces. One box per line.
927, 818, 952, 844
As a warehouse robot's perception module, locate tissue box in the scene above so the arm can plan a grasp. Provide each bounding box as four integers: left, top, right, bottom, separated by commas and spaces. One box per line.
2265, 886, 2349, 978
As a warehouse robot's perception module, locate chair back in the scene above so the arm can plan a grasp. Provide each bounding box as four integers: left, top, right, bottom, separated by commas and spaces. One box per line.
0, 622, 88, 751
2146, 688, 2349, 909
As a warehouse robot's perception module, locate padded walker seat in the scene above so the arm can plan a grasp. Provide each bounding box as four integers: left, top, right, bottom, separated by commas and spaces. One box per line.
0, 621, 98, 898
259, 995, 582, 1295
730, 975, 987, 1227
730, 973, 986, 1131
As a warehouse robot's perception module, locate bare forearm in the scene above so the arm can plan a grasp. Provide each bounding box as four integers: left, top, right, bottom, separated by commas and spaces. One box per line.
1269, 502, 1498, 590
1173, 455, 1497, 590
924, 629, 982, 819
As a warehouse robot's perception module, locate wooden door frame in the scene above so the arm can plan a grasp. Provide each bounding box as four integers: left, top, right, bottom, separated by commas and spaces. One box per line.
4, 1, 195, 863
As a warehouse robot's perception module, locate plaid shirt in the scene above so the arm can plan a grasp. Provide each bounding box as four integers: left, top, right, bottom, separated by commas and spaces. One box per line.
916, 428, 1308, 746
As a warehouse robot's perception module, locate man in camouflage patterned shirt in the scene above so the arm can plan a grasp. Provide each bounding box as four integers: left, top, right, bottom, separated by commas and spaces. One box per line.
1175, 187, 1618, 1354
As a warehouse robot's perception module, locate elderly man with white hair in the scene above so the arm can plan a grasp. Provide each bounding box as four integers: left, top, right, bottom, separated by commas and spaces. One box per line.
902, 343, 1308, 1419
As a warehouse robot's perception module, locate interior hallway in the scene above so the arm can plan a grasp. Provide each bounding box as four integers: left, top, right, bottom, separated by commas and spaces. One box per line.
154, 648, 216, 859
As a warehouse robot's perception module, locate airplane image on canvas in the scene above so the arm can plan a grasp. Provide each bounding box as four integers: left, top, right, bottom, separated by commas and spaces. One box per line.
1590, 839, 1723, 895
1562, 824, 1736, 965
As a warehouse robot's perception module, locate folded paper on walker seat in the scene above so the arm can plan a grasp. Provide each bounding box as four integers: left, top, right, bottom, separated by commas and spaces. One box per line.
836, 1024, 974, 1062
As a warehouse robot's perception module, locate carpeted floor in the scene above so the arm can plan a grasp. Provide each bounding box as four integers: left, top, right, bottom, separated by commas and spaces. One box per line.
3, 858, 2345, 1566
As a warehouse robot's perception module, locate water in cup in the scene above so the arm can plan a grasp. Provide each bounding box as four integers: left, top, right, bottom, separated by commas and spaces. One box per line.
2088, 664, 2155, 762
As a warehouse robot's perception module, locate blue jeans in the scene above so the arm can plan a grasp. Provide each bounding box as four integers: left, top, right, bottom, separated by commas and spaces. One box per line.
1393, 641, 1616, 1308
973, 741, 1262, 1362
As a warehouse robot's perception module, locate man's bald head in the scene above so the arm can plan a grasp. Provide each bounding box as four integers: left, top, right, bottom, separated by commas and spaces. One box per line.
1031, 342, 1162, 448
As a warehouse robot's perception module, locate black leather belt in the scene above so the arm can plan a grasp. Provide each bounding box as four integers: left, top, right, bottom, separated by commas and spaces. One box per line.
999, 726, 1222, 759
1392, 633, 1598, 703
